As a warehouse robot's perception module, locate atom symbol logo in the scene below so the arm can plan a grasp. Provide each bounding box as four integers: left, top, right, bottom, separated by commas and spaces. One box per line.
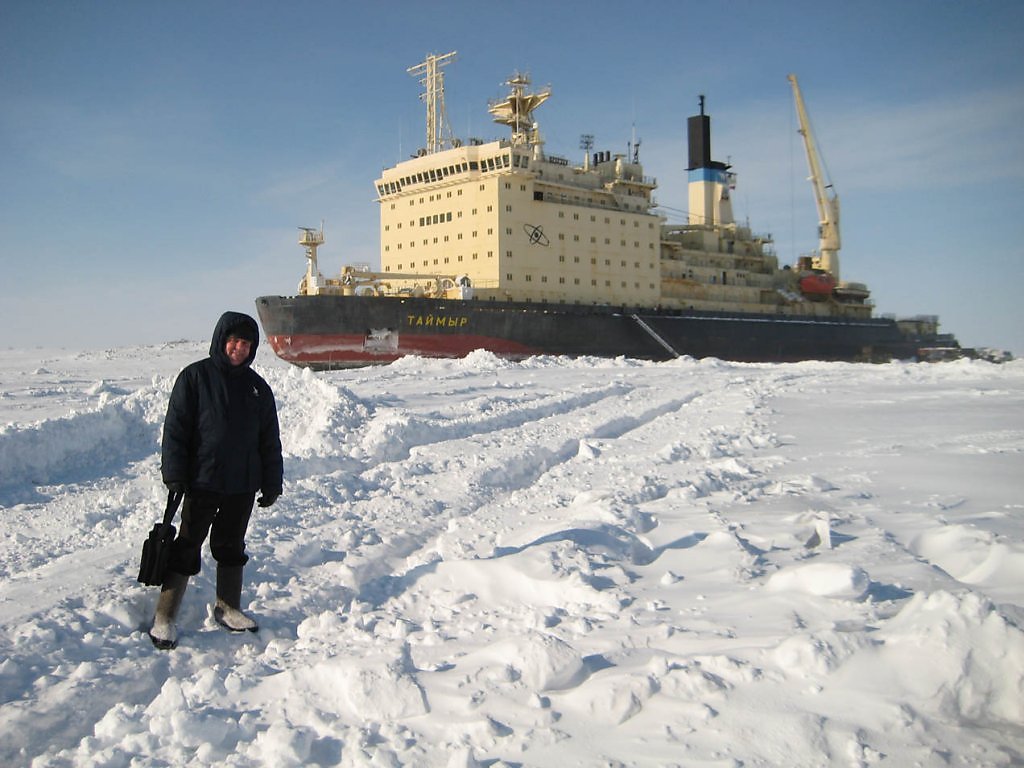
523, 223, 550, 246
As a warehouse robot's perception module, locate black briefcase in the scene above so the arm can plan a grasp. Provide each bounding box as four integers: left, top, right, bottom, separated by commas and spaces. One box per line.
137, 491, 184, 586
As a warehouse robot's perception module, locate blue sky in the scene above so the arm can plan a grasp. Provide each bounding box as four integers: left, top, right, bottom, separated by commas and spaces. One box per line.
2, 1, 1022, 355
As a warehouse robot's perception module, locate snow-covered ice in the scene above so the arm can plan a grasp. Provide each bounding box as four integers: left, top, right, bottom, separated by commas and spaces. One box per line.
1, 343, 1022, 766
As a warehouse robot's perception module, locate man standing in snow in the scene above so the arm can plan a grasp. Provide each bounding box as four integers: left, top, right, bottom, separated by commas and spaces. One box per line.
149, 311, 284, 650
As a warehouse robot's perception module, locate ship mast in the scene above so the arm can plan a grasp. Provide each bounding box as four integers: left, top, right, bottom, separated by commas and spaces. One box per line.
407, 51, 457, 155
788, 74, 841, 279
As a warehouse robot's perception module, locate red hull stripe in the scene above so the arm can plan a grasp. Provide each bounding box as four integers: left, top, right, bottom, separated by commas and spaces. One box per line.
266, 333, 539, 364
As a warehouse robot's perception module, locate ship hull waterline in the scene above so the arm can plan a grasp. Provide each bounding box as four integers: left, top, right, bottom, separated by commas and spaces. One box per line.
256, 294, 931, 369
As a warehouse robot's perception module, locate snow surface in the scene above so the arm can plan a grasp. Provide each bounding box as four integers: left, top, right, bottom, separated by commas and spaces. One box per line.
1, 343, 1023, 767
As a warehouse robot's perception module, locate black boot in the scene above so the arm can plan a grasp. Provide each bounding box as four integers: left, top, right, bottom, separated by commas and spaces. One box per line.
149, 570, 189, 650
214, 564, 258, 633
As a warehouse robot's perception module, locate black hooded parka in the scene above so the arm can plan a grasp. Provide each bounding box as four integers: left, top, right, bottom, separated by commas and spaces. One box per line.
161, 312, 283, 498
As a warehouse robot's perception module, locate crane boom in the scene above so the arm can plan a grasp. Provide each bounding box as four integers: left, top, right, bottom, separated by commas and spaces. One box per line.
788, 74, 841, 279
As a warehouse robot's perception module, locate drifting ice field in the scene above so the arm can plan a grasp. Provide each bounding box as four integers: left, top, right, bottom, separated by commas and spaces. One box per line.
0, 343, 1022, 766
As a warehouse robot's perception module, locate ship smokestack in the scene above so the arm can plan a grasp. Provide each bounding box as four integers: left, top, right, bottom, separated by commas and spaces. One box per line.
686, 95, 734, 227
687, 94, 711, 171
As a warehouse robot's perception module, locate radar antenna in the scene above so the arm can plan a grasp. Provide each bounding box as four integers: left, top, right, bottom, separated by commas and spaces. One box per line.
488, 72, 551, 147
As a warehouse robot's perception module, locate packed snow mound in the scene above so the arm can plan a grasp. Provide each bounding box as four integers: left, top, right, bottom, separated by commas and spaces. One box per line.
766, 561, 871, 599
0, 347, 1022, 766
0, 382, 169, 497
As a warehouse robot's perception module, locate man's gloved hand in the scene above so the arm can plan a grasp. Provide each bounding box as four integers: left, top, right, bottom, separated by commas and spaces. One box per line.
165, 481, 187, 495
257, 492, 279, 508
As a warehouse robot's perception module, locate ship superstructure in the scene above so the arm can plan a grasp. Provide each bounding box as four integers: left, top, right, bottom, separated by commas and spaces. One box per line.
339, 53, 875, 321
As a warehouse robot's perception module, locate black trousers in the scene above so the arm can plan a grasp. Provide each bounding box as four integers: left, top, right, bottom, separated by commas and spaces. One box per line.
167, 491, 255, 576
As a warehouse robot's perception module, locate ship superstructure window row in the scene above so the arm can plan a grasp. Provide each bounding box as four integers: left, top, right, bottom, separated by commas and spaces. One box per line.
376, 149, 524, 198
419, 212, 453, 227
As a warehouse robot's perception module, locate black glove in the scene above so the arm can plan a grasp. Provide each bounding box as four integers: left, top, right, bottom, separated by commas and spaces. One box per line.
165, 481, 187, 495
257, 492, 279, 508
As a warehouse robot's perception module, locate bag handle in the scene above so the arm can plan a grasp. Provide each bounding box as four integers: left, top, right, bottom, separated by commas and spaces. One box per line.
162, 490, 184, 526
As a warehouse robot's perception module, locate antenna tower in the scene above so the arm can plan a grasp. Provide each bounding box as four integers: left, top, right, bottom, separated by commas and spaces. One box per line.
407, 51, 457, 154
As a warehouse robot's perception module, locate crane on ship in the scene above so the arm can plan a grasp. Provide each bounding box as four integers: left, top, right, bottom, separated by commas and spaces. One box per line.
788, 74, 841, 281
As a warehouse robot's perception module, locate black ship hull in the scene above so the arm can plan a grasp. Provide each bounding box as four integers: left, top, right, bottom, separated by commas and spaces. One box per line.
255, 295, 943, 369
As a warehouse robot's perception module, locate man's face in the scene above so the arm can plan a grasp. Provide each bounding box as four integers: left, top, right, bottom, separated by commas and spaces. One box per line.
225, 335, 252, 366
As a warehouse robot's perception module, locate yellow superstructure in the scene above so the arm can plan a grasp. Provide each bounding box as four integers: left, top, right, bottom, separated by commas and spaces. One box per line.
366, 54, 873, 321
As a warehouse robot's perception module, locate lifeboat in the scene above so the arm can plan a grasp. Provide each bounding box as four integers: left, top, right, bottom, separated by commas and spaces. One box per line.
798, 271, 837, 300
